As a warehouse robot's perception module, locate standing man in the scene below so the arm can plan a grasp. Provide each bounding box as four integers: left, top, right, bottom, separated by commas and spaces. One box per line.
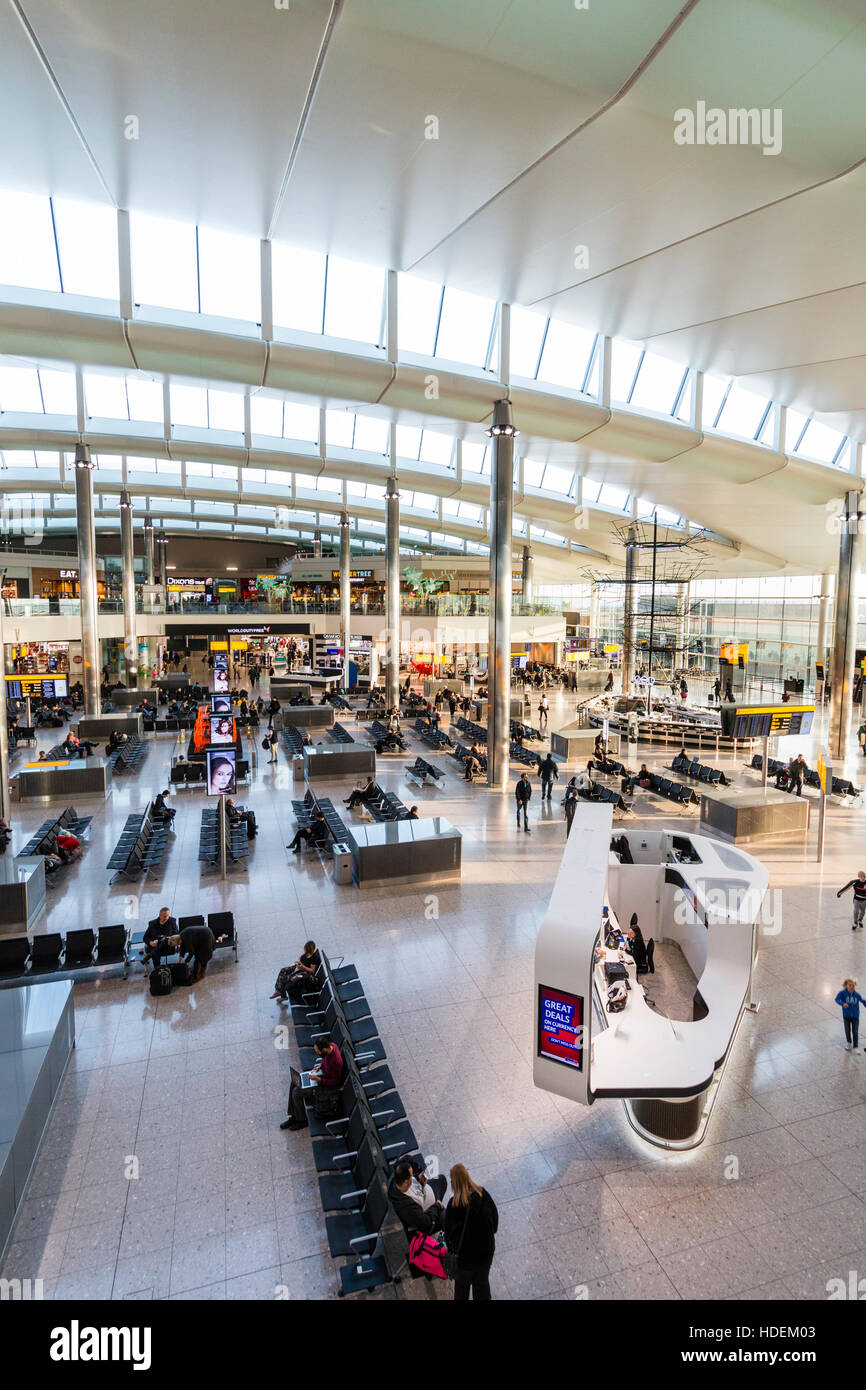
265, 729, 278, 763
538, 752, 559, 802
838, 870, 866, 930
515, 772, 532, 833
789, 753, 807, 798
169, 921, 215, 983
538, 694, 549, 730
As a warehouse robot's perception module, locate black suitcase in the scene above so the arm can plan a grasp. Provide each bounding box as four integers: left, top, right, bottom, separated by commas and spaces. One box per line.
149, 965, 172, 997
170, 962, 191, 986
604, 960, 629, 987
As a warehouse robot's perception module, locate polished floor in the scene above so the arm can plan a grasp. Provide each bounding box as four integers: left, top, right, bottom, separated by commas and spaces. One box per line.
2, 677, 866, 1301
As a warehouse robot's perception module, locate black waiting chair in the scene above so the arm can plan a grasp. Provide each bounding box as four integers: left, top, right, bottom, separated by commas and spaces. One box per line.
29, 933, 64, 976
96, 924, 128, 968
65, 929, 96, 968
0, 935, 31, 981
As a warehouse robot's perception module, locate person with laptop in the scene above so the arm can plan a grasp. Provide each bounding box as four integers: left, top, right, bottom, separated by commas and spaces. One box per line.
280, 1035, 343, 1131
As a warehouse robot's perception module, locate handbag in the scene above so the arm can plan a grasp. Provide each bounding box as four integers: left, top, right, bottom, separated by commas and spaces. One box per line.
443, 1197, 470, 1280
312, 1084, 341, 1119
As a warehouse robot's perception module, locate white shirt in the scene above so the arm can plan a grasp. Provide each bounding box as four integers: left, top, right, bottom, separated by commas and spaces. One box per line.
407, 1177, 437, 1211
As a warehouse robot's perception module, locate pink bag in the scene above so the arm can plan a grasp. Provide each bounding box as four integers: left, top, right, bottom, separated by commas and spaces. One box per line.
408, 1232, 447, 1279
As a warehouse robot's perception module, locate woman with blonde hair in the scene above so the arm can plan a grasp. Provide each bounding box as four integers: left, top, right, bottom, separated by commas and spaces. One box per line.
443, 1164, 498, 1301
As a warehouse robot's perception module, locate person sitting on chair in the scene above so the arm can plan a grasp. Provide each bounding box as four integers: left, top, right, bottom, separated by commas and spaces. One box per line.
345, 776, 377, 809
389, 1157, 448, 1235
281, 1036, 342, 1131
152, 789, 176, 824
287, 810, 328, 854
143, 906, 177, 966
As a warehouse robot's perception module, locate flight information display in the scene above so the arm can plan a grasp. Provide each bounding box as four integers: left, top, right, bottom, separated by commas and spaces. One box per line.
5, 676, 69, 700
722, 703, 815, 739
537, 985, 583, 1071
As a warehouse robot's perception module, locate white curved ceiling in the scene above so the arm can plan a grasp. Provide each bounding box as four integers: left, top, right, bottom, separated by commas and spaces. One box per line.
0, 0, 863, 569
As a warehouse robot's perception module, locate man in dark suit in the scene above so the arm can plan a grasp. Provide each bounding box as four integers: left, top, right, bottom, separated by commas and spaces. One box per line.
143, 906, 177, 966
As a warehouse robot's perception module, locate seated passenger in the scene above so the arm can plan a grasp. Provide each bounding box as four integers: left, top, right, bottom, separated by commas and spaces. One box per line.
287, 810, 328, 853
271, 939, 321, 1002
389, 1158, 448, 1235
636, 763, 652, 788
281, 1035, 343, 1131
143, 906, 178, 966
345, 776, 377, 809
152, 789, 176, 823
55, 831, 81, 861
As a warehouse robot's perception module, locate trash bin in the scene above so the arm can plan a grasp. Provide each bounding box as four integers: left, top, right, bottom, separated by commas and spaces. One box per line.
332, 843, 353, 885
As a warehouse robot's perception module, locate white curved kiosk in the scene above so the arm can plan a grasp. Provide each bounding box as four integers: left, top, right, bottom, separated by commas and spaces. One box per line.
533, 803, 769, 1148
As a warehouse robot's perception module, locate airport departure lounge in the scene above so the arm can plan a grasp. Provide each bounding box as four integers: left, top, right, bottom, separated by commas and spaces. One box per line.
0, 0, 863, 1341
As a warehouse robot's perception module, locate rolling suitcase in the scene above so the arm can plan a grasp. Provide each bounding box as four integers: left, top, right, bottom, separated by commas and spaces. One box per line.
149, 965, 172, 997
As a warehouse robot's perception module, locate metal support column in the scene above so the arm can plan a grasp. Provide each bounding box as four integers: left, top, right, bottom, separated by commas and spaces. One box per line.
816, 572, 832, 699
0, 592, 10, 822
828, 491, 862, 763
74, 444, 100, 715
385, 475, 400, 710
119, 489, 138, 688
676, 581, 688, 671
339, 512, 351, 691
622, 526, 638, 694
144, 515, 155, 585
521, 545, 534, 607
486, 400, 517, 791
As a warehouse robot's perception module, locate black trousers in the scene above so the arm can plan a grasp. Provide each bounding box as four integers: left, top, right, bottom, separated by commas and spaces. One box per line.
454, 1261, 492, 1301
844, 1017, 860, 1048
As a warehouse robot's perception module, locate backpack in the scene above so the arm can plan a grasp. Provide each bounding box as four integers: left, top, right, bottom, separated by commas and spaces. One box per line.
313, 1085, 341, 1119
149, 965, 172, 997
408, 1232, 448, 1279
170, 962, 191, 986
261, 737, 270, 750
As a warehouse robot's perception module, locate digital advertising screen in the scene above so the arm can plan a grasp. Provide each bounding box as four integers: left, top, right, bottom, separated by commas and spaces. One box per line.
205, 747, 236, 796
537, 985, 584, 1071
210, 696, 231, 714
213, 653, 229, 693
209, 716, 234, 745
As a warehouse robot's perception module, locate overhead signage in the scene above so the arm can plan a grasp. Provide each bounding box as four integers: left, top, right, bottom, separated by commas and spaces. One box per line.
723, 703, 815, 739
227, 627, 271, 635
330, 570, 374, 580
537, 985, 583, 1071
720, 642, 749, 665
5, 676, 69, 699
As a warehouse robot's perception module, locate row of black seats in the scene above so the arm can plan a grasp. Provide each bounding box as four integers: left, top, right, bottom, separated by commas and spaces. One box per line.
628, 771, 698, 806
511, 719, 541, 741
199, 807, 249, 864
510, 741, 540, 768
455, 715, 487, 742
672, 753, 729, 785
20, 806, 92, 857
288, 951, 422, 1296
129, 911, 238, 967
369, 720, 406, 750
331, 722, 355, 744
281, 725, 305, 755
0, 924, 129, 984
109, 734, 147, 774
749, 753, 860, 799
405, 757, 443, 788
107, 805, 171, 882
413, 718, 453, 750
452, 742, 486, 778
290, 787, 349, 848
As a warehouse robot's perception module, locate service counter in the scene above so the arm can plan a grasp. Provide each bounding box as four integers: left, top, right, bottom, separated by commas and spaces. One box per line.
269, 681, 312, 701
347, 817, 461, 890
11, 757, 113, 802
0, 982, 75, 1260
303, 745, 375, 780
281, 705, 336, 730
699, 786, 809, 843
110, 688, 158, 709
0, 858, 46, 935
76, 714, 142, 742
551, 727, 620, 763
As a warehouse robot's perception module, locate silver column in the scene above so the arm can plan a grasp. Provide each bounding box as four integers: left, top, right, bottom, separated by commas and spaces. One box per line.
676, 582, 688, 669
143, 515, 155, 584
157, 533, 167, 588
521, 545, 534, 607
313, 529, 322, 559
621, 526, 638, 693
828, 491, 862, 762
339, 512, 351, 691
0, 592, 10, 822
74, 444, 100, 715
487, 400, 516, 791
385, 476, 400, 710
816, 572, 832, 675
589, 582, 600, 648
119, 490, 138, 688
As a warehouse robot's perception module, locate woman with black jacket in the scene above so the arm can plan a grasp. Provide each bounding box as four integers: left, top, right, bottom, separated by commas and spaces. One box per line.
443, 1164, 498, 1300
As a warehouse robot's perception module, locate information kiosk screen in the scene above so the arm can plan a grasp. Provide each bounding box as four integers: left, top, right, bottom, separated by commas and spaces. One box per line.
537, 985, 583, 1071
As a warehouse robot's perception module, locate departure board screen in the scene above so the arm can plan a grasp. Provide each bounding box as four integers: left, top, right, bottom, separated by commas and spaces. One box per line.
5, 676, 69, 700
722, 704, 815, 739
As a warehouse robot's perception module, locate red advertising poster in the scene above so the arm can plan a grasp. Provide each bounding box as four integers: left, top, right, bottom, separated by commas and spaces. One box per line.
537, 985, 583, 1071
